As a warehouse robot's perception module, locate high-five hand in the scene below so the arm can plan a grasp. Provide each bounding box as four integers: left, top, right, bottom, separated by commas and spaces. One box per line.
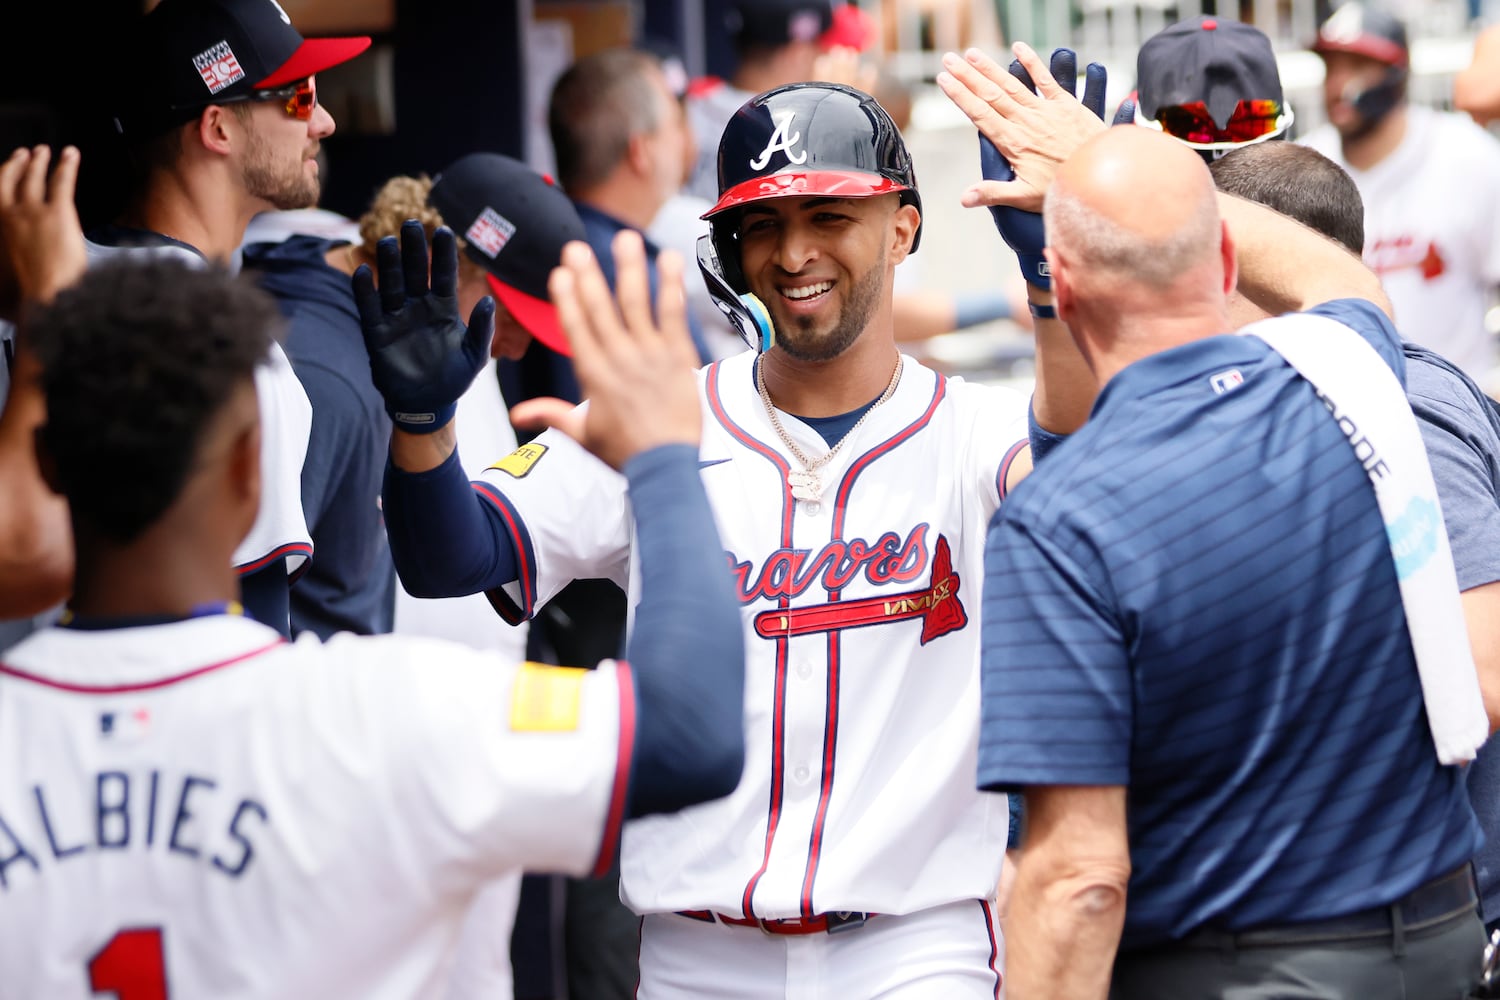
510, 230, 701, 471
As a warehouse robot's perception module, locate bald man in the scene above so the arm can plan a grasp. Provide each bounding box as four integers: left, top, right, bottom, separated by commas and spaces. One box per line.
967, 117, 1486, 998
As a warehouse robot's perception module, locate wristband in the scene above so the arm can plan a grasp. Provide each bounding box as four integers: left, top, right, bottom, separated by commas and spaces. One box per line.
1028, 301, 1057, 320
389, 402, 458, 434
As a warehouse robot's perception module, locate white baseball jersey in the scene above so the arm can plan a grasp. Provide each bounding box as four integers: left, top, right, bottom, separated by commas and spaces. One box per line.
479, 351, 1027, 919
1302, 107, 1500, 378
84, 237, 313, 577
0, 615, 633, 999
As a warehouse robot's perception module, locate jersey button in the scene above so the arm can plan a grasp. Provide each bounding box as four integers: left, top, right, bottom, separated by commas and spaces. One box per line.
793, 764, 811, 783
796, 662, 813, 680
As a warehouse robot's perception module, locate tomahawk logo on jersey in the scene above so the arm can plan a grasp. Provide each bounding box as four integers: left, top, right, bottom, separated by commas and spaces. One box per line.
476, 351, 1027, 923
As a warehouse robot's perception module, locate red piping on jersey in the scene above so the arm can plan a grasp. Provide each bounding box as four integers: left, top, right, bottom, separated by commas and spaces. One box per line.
592, 659, 637, 878
797, 372, 946, 917
472, 482, 538, 625
706, 361, 796, 921
996, 437, 1027, 502
235, 540, 313, 576
0, 639, 285, 693
982, 898, 1002, 998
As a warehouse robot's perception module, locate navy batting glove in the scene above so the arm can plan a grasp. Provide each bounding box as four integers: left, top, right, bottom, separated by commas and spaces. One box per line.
979, 47, 1109, 290
1112, 97, 1138, 128
353, 220, 495, 434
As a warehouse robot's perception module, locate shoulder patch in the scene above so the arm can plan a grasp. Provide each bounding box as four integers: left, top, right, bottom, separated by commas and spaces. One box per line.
510, 661, 586, 732
487, 442, 548, 478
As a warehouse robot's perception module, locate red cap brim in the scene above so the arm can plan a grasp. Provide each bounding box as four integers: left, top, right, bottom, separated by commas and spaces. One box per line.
703, 170, 908, 218
1311, 35, 1408, 67
257, 36, 373, 88
488, 274, 571, 357
820, 5, 876, 52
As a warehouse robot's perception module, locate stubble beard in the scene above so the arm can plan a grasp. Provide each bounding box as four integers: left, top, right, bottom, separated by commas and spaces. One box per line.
241, 128, 320, 211
772, 252, 886, 364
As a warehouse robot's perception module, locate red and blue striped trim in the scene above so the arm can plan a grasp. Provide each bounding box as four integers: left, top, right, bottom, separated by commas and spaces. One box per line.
706, 361, 797, 921
592, 659, 638, 878
996, 437, 1028, 502
798, 371, 946, 917
0, 639, 284, 694
981, 898, 1002, 997
472, 481, 539, 626
235, 540, 313, 577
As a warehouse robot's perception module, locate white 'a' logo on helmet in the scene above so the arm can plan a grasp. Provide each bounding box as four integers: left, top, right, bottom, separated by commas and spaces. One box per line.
750, 111, 808, 171
266, 0, 292, 24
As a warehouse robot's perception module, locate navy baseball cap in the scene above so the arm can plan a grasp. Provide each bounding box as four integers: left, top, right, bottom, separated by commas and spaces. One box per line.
428, 153, 587, 357
728, 0, 836, 48
1311, 3, 1410, 67
117, 0, 370, 135
1137, 16, 1284, 129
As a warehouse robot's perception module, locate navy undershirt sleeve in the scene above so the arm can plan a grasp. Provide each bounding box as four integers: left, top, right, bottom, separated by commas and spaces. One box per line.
239, 560, 290, 638
623, 444, 746, 818
382, 449, 521, 599
1028, 398, 1071, 465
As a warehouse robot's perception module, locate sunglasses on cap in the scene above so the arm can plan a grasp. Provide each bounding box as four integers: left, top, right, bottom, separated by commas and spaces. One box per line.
1136, 98, 1292, 150
175, 78, 318, 121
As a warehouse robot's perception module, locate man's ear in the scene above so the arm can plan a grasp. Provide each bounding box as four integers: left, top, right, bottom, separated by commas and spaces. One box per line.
1047, 247, 1071, 322
625, 130, 653, 178
196, 107, 237, 157
890, 202, 921, 262
1219, 218, 1238, 298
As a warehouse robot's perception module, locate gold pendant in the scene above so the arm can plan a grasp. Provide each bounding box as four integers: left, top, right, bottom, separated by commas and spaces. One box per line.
787, 469, 821, 501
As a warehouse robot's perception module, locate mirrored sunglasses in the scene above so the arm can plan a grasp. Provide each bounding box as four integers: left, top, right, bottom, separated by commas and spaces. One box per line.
1138, 99, 1290, 148
176, 78, 318, 121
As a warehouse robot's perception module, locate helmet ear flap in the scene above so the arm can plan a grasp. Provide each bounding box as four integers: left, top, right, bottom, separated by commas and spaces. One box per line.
696, 231, 775, 353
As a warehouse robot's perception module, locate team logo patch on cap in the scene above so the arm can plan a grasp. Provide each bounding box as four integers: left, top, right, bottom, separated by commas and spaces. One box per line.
510, 662, 585, 732
487, 442, 547, 478
466, 207, 517, 258
789, 10, 822, 42
193, 41, 246, 95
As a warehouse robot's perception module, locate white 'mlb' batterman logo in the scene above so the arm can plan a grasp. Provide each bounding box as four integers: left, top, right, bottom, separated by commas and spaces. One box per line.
750, 111, 808, 170
1209, 369, 1244, 394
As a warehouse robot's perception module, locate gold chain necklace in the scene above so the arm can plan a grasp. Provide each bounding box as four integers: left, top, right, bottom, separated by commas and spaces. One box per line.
756, 355, 903, 508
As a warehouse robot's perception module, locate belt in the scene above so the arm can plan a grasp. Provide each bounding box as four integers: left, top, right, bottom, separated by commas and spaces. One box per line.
676, 909, 876, 936
1176, 867, 1477, 949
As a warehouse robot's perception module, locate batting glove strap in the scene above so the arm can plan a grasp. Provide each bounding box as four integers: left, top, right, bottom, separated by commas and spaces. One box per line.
388, 402, 459, 435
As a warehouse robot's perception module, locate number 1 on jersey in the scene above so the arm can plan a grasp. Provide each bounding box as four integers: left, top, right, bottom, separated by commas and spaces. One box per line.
89, 926, 168, 1000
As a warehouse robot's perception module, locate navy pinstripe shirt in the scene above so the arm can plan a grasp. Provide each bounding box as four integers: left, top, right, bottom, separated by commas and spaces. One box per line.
979, 299, 1481, 947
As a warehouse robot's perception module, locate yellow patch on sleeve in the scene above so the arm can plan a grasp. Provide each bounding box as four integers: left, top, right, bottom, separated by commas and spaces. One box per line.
487, 442, 548, 478
510, 661, 587, 732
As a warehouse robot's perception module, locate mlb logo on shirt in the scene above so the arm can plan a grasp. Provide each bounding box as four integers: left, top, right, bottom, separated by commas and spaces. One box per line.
99, 707, 153, 744
466, 208, 517, 259
1210, 369, 1245, 395
193, 41, 246, 95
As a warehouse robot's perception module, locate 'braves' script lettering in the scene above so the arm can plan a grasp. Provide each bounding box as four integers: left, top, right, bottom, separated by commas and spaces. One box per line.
728, 524, 931, 604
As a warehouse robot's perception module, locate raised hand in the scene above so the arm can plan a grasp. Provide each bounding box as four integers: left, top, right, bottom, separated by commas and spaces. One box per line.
510, 230, 700, 472
352, 220, 494, 434
938, 43, 1111, 215
0, 145, 87, 309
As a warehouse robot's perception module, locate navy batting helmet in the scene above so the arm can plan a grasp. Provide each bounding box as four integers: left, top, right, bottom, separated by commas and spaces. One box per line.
696, 83, 920, 350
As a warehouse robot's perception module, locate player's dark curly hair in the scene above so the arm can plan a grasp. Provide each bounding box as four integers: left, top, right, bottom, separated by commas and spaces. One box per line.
28, 259, 281, 543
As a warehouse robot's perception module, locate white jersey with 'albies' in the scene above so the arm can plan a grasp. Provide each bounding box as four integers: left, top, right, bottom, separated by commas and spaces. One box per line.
0, 616, 633, 999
